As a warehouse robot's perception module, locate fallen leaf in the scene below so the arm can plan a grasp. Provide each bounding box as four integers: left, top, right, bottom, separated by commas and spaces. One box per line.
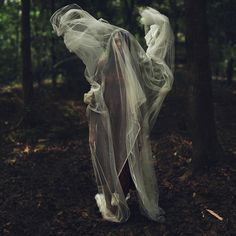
5, 159, 16, 165
23, 145, 30, 154
206, 209, 223, 221
179, 170, 192, 182
81, 211, 89, 218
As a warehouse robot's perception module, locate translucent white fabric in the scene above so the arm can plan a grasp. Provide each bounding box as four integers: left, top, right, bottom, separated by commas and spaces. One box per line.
50, 4, 174, 223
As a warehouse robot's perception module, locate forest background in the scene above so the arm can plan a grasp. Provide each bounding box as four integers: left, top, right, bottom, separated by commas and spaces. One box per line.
0, 0, 235, 235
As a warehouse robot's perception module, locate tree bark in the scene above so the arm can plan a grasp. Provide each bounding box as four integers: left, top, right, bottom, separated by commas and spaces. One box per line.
185, 0, 224, 172
21, 0, 33, 107
226, 58, 234, 85
169, 0, 180, 66
123, 0, 135, 32
51, 0, 57, 88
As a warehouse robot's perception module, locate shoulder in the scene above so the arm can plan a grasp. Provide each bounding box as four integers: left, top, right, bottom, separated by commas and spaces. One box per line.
96, 53, 108, 72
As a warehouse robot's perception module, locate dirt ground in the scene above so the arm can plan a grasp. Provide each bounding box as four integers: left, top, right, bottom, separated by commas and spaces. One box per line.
0, 78, 235, 236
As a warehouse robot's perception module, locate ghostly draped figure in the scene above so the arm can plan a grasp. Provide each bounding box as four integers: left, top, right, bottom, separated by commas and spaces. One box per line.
50, 4, 174, 223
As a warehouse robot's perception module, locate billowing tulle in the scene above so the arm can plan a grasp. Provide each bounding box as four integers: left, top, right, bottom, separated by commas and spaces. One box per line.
50, 4, 174, 223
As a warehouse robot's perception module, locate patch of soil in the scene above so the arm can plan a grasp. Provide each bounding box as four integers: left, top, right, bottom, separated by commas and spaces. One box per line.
0, 79, 235, 235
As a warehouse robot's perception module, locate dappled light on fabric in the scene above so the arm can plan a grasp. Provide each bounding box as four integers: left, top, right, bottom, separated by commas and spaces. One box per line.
50, 4, 174, 223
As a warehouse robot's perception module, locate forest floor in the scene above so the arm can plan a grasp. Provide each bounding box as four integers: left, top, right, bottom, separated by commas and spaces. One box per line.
0, 78, 236, 236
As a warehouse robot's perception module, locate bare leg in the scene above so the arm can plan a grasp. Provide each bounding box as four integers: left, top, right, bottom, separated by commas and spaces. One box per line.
119, 160, 135, 197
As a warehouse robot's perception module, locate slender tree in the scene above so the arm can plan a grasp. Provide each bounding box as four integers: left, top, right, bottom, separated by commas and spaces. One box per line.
227, 58, 234, 85
122, 0, 135, 32
21, 0, 33, 107
51, 0, 57, 88
185, 0, 224, 171
225, 0, 235, 85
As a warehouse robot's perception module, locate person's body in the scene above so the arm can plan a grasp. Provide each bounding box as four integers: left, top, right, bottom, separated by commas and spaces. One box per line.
86, 30, 136, 216
51, 5, 174, 223
102, 31, 134, 198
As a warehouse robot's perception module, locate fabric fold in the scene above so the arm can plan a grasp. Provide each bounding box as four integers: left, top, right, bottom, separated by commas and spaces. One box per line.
51, 4, 174, 223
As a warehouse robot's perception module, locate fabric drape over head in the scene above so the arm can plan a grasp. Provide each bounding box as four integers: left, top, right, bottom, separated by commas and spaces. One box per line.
50, 4, 174, 223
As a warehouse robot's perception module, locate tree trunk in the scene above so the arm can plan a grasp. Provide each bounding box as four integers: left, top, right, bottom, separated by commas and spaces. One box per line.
51, 0, 57, 88
123, 0, 135, 32
226, 58, 234, 85
169, 0, 180, 66
21, 0, 33, 107
15, 6, 21, 81
185, 0, 224, 172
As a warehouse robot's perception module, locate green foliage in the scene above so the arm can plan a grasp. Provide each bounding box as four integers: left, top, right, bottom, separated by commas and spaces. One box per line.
0, 0, 235, 85
0, 0, 21, 83
208, 0, 236, 77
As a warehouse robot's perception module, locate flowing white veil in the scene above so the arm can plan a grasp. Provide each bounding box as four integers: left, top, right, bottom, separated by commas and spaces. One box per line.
50, 4, 174, 223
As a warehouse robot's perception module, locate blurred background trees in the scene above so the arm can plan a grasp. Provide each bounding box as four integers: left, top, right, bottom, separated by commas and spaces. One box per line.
1, 0, 234, 88
21, 0, 33, 109
0, 0, 235, 171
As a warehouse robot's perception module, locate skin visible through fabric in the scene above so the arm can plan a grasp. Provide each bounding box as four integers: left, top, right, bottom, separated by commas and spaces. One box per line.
50, 4, 174, 223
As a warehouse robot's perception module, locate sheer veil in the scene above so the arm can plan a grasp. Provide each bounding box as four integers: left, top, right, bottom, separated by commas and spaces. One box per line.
50, 4, 174, 223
